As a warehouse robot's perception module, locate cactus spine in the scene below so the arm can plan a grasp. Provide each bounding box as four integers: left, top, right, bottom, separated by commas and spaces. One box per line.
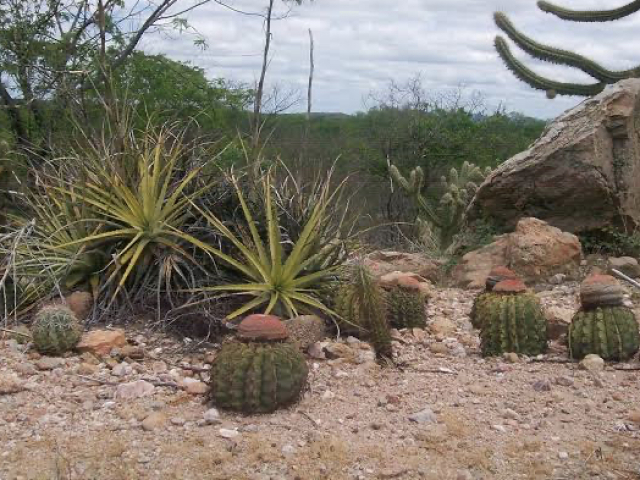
334, 263, 392, 360
389, 161, 490, 249
494, 2, 640, 97
31, 305, 82, 355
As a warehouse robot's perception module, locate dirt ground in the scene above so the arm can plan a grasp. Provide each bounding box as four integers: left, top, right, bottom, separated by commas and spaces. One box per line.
2, 284, 640, 480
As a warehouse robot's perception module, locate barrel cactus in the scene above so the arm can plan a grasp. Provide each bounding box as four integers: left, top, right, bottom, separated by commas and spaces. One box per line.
31, 305, 82, 356
208, 314, 309, 414
568, 274, 639, 360
478, 278, 548, 356
470, 266, 518, 329
385, 284, 427, 329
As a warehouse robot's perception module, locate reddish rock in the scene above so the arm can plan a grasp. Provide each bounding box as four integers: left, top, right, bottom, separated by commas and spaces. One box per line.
76, 329, 126, 356
364, 251, 441, 282
493, 279, 527, 294
452, 218, 582, 288
580, 274, 624, 308
237, 314, 288, 341
378, 271, 433, 297
485, 266, 518, 291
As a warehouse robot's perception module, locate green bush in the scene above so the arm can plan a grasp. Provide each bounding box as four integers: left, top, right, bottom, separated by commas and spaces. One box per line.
579, 227, 640, 257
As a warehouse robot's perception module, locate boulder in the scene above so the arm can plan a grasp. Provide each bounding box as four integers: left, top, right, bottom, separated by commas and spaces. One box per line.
469, 79, 640, 233
364, 251, 441, 282
76, 329, 126, 356
452, 218, 582, 288
608, 256, 640, 278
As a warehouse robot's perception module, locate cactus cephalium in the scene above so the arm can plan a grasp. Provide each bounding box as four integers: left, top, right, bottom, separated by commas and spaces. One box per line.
334, 263, 393, 360
31, 305, 82, 355
208, 342, 308, 413
389, 161, 491, 250
385, 285, 426, 329
478, 279, 548, 356
494, 2, 640, 98
208, 314, 309, 413
568, 307, 639, 361
470, 266, 518, 329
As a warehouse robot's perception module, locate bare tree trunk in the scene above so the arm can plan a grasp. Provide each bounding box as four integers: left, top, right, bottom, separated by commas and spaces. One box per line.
252, 0, 275, 151
299, 28, 314, 165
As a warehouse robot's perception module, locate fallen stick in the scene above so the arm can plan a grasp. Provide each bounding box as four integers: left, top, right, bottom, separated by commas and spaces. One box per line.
611, 269, 640, 290
0, 327, 31, 339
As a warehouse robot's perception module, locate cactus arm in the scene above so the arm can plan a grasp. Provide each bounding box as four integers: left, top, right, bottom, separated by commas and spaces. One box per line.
495, 36, 606, 96
538, 0, 640, 22
389, 164, 443, 228
495, 12, 640, 83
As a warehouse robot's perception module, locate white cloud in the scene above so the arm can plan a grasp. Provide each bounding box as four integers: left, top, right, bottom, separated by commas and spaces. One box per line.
141, 0, 640, 119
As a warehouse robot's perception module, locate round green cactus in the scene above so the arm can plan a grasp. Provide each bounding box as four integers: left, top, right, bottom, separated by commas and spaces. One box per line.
208, 342, 308, 413
385, 285, 426, 329
478, 292, 548, 357
568, 307, 639, 361
31, 305, 82, 356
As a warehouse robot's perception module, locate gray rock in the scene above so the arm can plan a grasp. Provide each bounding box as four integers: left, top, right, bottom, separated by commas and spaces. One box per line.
408, 408, 437, 424
532, 379, 552, 392
470, 79, 640, 234
114, 380, 155, 400
35, 357, 65, 371
203, 408, 221, 425
580, 354, 605, 372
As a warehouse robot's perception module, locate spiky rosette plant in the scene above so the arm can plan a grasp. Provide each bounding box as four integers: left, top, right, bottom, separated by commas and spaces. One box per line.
334, 263, 392, 360
478, 278, 548, 356
470, 266, 519, 329
568, 274, 639, 360
494, 2, 640, 98
31, 305, 82, 356
208, 314, 309, 414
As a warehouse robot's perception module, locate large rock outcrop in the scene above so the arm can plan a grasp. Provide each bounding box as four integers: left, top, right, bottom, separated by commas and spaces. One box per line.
469, 79, 640, 233
452, 217, 582, 288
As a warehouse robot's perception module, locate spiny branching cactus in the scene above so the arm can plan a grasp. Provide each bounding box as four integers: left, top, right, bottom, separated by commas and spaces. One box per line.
208, 314, 309, 413
569, 307, 639, 361
385, 285, 427, 329
478, 279, 548, 356
494, 2, 640, 98
389, 161, 491, 249
334, 263, 393, 360
31, 305, 82, 356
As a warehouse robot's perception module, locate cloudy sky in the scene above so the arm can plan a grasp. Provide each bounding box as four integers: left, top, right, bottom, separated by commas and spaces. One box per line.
141, 0, 640, 119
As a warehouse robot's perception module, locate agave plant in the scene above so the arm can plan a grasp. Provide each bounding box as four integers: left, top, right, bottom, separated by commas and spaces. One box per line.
194, 169, 349, 320
46, 127, 216, 298
10, 181, 108, 295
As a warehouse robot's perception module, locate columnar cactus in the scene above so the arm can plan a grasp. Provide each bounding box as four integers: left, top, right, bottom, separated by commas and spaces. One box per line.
389, 162, 490, 250
494, 2, 640, 98
31, 305, 82, 355
208, 314, 309, 413
477, 278, 548, 356
568, 274, 639, 360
